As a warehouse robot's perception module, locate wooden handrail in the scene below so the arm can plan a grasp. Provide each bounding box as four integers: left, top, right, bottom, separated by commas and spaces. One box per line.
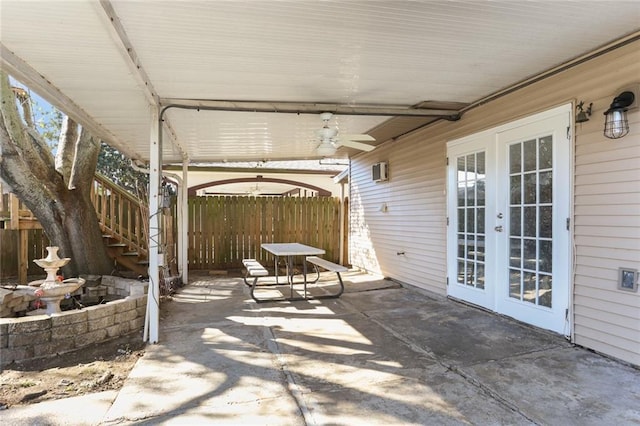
2, 175, 148, 257
93, 174, 141, 204
91, 174, 148, 256
2, 177, 167, 281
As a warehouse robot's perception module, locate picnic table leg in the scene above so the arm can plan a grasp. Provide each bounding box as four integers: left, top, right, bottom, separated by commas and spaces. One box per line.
334, 272, 345, 298
288, 255, 294, 298
303, 256, 309, 299
274, 256, 279, 285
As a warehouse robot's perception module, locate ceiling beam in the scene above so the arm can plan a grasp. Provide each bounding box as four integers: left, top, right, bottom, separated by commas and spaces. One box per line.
0, 43, 141, 161
98, 0, 187, 158
160, 99, 462, 120
188, 176, 332, 197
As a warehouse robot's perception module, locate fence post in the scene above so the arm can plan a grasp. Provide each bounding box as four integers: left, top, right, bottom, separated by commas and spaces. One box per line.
18, 229, 28, 284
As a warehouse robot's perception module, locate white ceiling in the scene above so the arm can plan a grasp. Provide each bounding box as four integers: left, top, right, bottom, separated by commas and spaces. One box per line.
1, 1, 639, 164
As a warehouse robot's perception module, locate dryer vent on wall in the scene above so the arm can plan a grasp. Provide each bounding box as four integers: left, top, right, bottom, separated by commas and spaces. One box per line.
372, 162, 388, 182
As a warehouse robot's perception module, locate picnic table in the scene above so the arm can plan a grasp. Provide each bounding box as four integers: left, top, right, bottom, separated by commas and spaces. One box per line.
243, 243, 346, 302
262, 243, 324, 298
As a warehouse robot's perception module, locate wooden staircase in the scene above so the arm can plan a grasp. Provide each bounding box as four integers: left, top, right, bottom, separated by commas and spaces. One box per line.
91, 175, 150, 277
2, 176, 151, 281
2, 175, 176, 282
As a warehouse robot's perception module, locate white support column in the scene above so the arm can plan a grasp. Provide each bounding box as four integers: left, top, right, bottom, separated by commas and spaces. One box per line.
181, 160, 189, 284
172, 176, 183, 280
145, 105, 161, 344
339, 181, 345, 265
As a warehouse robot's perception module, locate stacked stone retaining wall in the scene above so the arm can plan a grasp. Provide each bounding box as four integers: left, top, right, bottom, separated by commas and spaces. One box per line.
0, 276, 148, 368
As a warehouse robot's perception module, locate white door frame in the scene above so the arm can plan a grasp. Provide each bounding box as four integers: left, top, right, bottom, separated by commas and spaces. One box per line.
447, 104, 573, 335
446, 133, 497, 310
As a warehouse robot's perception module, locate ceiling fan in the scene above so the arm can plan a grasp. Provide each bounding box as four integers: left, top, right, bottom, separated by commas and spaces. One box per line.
315, 112, 376, 156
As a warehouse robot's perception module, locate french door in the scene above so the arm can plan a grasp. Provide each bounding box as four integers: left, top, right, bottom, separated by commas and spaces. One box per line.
447, 105, 571, 334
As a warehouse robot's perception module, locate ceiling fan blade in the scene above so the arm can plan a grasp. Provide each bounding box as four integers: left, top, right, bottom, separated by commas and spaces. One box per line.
338, 134, 375, 142
338, 139, 376, 152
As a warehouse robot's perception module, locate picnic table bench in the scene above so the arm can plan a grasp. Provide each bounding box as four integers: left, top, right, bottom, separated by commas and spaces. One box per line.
242, 251, 346, 302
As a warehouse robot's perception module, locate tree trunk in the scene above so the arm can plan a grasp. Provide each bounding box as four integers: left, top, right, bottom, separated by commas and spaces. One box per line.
59, 189, 114, 277
0, 71, 113, 277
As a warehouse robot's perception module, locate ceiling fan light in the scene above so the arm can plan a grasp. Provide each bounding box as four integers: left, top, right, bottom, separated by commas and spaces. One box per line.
316, 142, 337, 156
318, 127, 337, 139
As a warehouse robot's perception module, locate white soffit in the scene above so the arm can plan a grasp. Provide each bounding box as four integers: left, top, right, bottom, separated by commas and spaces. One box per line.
1, 1, 639, 163
1, 1, 151, 160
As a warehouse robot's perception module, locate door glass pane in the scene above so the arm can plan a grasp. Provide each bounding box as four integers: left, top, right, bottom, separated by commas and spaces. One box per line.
457, 260, 465, 284
466, 154, 475, 172
539, 274, 552, 307
509, 238, 521, 267
523, 206, 537, 237
455, 151, 486, 290
476, 263, 485, 290
476, 236, 485, 262
510, 175, 521, 204
510, 144, 521, 173
458, 208, 465, 232
524, 173, 537, 204
466, 208, 475, 233
539, 136, 553, 169
477, 180, 486, 205
523, 139, 537, 171
467, 182, 476, 204
457, 234, 465, 258
467, 236, 476, 259
457, 157, 466, 205
510, 207, 521, 236
508, 135, 554, 309
539, 171, 552, 203
539, 240, 552, 273
523, 272, 536, 304
509, 269, 521, 299
523, 239, 537, 270
539, 206, 552, 238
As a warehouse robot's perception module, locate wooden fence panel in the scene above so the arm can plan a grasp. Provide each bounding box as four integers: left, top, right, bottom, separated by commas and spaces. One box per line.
188, 196, 343, 270
0, 229, 49, 281
0, 230, 18, 281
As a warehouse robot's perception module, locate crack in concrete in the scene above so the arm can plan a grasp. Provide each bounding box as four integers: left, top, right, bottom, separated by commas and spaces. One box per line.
245, 300, 313, 426
261, 324, 314, 426
244, 282, 553, 425
361, 311, 541, 425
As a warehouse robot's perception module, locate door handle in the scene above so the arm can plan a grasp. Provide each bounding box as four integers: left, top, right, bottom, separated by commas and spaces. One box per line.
494, 225, 503, 232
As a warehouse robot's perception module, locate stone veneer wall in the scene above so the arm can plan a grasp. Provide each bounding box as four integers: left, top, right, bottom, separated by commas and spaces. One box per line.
0, 277, 148, 368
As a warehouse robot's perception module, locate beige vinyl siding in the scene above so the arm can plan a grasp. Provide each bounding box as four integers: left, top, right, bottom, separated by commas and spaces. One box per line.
350, 131, 447, 294
573, 90, 640, 366
349, 40, 639, 365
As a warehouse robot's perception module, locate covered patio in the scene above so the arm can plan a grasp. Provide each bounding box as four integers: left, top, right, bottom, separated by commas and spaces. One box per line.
4, 271, 639, 424
3, 1, 639, 343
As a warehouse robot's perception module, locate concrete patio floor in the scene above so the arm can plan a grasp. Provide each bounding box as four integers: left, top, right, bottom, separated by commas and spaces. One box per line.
4, 271, 640, 425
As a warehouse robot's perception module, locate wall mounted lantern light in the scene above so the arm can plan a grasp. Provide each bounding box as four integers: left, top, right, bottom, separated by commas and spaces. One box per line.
575, 101, 592, 123
603, 91, 635, 139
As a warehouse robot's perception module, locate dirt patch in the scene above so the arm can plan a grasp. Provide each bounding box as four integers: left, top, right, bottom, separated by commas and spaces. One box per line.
0, 333, 145, 409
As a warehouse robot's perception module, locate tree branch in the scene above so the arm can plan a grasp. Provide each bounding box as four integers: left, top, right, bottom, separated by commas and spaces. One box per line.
69, 127, 100, 197
0, 102, 59, 226
55, 115, 78, 184
12, 87, 33, 128
0, 71, 61, 188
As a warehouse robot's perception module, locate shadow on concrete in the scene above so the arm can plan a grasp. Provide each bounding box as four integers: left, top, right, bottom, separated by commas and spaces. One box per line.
101, 271, 640, 425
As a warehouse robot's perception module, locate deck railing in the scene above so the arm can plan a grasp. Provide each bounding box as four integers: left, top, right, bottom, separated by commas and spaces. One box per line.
91, 174, 148, 257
